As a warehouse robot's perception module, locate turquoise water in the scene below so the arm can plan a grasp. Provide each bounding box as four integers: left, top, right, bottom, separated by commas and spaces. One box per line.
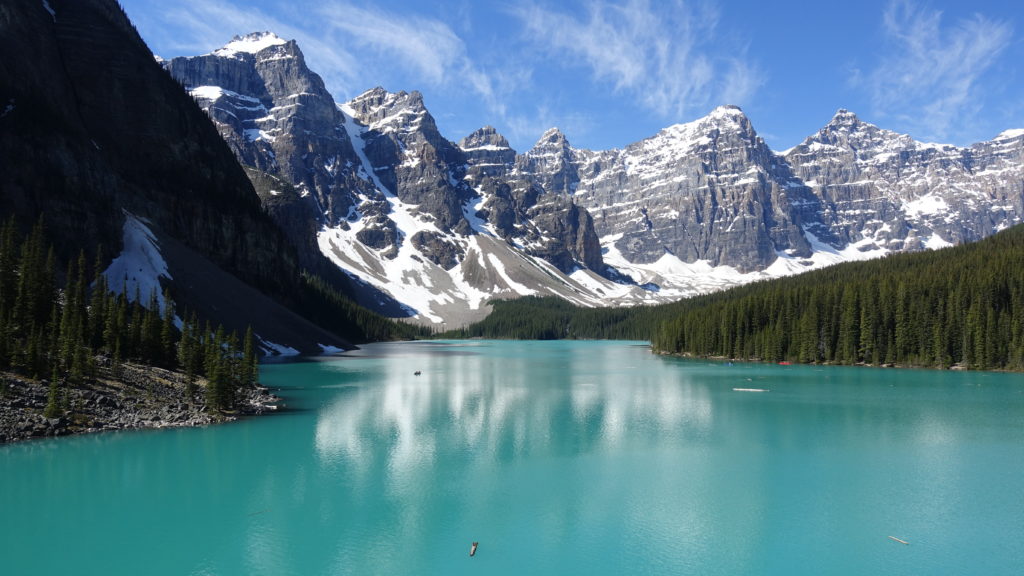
3, 340, 1024, 575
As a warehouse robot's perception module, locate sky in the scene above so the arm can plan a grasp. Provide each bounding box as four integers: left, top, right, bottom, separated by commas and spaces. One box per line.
120, 0, 1024, 153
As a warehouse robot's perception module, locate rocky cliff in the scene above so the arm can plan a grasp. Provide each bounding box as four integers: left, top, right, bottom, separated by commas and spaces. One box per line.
785, 110, 1024, 251
516, 107, 822, 273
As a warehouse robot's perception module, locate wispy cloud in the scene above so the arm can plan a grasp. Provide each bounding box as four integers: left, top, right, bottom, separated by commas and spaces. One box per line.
317, 4, 466, 87
855, 0, 1013, 141
137, 0, 505, 119
511, 0, 762, 120
315, 3, 510, 118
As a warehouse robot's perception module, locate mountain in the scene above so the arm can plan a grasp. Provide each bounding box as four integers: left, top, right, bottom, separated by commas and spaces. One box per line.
167, 36, 629, 326
0, 1, 351, 353
517, 106, 823, 272
785, 110, 1024, 251
167, 33, 1024, 327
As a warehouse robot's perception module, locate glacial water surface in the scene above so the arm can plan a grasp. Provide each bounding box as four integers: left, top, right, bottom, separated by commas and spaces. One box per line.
2, 340, 1024, 575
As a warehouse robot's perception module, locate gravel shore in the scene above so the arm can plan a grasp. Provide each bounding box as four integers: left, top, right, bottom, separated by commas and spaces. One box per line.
0, 362, 280, 444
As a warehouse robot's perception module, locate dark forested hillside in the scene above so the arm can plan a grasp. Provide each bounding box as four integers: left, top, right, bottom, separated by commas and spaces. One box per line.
652, 225, 1024, 370
447, 296, 659, 341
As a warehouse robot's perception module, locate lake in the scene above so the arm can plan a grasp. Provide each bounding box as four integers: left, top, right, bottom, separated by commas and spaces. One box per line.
3, 340, 1023, 575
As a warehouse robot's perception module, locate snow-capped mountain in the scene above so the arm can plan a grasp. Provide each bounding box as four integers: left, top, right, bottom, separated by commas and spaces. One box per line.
166, 32, 371, 273
167, 33, 1024, 327
518, 105, 823, 273
167, 34, 632, 326
785, 110, 1024, 252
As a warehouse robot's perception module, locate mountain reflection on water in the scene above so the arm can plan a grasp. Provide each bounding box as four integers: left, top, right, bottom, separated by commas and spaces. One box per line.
313, 341, 713, 475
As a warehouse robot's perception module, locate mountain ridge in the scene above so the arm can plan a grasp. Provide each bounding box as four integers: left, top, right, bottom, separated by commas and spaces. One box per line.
165, 31, 1024, 327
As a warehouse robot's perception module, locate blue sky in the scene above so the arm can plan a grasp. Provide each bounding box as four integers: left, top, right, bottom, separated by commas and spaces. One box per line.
120, 0, 1024, 153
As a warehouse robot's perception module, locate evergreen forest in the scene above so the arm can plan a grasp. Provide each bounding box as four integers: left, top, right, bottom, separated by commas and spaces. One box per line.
296, 273, 431, 343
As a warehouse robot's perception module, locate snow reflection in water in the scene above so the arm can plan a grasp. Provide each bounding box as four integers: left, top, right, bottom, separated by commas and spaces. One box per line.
313, 341, 713, 482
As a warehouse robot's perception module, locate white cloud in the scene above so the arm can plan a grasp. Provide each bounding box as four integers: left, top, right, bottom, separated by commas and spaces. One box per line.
511, 0, 762, 120
857, 0, 1013, 141
317, 4, 466, 87
134, 0, 506, 121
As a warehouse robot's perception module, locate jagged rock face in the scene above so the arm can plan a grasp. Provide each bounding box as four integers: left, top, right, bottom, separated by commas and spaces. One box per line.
410, 231, 461, 270
526, 195, 604, 272
460, 126, 516, 176
462, 128, 605, 274
516, 128, 581, 195
344, 88, 473, 236
165, 36, 612, 320
516, 107, 818, 272
166, 34, 378, 270
786, 110, 1024, 251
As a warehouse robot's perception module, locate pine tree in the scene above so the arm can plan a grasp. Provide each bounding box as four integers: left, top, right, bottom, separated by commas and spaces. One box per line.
178, 313, 199, 400
88, 248, 107, 349
44, 366, 61, 419
160, 288, 176, 369
242, 325, 258, 387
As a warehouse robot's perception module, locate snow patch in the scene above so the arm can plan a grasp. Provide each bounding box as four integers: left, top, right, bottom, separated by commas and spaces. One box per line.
103, 212, 173, 314
924, 234, 953, 249
318, 343, 346, 355
904, 194, 949, 218
487, 253, 536, 295
189, 86, 265, 107
214, 32, 287, 57
995, 128, 1024, 141
769, 229, 889, 274
189, 85, 227, 101
258, 336, 300, 357
463, 194, 496, 237
460, 144, 510, 152
244, 128, 276, 142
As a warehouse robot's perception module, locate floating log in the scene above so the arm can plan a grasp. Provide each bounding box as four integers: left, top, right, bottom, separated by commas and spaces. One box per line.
888, 536, 909, 545
732, 388, 769, 392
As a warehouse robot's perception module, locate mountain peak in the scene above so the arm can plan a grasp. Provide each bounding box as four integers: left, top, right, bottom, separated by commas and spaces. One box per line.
214, 31, 289, 58
827, 108, 862, 128
709, 104, 745, 117
537, 127, 569, 147
460, 125, 511, 151
701, 105, 751, 132
351, 87, 425, 111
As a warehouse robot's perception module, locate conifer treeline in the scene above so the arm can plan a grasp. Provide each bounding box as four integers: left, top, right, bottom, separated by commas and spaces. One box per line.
652, 225, 1024, 369
297, 273, 432, 343
446, 295, 660, 341
0, 219, 258, 416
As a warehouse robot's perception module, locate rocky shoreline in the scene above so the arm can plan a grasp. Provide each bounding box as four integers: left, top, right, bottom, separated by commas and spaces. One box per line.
0, 363, 281, 444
